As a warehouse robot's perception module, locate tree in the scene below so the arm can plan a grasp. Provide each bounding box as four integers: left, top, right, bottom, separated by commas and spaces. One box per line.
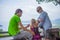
36, 0, 44, 4
36, 0, 60, 6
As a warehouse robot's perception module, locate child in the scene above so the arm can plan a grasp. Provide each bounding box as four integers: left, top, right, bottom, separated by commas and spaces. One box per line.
27, 19, 41, 40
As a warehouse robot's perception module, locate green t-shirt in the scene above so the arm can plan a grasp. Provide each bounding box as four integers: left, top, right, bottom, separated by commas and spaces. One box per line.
8, 15, 21, 36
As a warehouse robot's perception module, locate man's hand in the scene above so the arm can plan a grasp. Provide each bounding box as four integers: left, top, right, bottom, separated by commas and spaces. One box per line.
37, 19, 43, 23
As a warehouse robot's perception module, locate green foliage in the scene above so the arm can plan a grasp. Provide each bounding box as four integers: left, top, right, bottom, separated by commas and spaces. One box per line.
36, 0, 60, 6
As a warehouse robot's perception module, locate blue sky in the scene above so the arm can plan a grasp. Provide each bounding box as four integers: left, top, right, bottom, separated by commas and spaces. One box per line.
0, 0, 60, 31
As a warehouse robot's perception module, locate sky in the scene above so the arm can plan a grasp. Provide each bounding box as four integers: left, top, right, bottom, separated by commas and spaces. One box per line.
0, 0, 60, 31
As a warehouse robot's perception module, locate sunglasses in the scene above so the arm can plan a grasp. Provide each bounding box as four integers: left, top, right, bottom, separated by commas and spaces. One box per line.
37, 10, 40, 12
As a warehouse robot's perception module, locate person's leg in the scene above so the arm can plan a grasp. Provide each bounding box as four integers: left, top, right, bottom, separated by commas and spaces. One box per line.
43, 30, 48, 40
44, 30, 50, 40
13, 31, 26, 40
14, 30, 33, 40
23, 31, 33, 40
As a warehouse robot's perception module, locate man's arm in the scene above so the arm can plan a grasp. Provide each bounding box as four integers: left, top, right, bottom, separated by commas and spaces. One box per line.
37, 12, 47, 29
18, 22, 28, 31
38, 13, 47, 23
37, 19, 44, 22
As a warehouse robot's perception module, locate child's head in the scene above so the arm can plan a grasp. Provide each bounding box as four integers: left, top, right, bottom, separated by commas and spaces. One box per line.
31, 19, 38, 28
31, 19, 36, 25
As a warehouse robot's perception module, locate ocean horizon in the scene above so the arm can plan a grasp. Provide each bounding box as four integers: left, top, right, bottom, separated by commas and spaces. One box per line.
0, 20, 60, 31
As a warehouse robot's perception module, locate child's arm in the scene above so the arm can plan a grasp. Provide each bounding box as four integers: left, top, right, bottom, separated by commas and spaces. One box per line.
25, 24, 30, 28
30, 25, 35, 35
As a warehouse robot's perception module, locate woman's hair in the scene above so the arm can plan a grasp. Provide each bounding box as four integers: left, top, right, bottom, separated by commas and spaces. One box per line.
15, 9, 22, 14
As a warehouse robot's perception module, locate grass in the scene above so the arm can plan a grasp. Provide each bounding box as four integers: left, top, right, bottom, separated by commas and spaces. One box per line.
0, 33, 10, 37
0, 34, 4, 36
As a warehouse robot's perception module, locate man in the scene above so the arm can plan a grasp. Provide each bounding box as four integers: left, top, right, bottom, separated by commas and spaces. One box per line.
8, 9, 35, 40
36, 6, 52, 40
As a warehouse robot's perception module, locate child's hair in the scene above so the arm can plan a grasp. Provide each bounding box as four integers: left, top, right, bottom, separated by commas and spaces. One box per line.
31, 19, 36, 24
